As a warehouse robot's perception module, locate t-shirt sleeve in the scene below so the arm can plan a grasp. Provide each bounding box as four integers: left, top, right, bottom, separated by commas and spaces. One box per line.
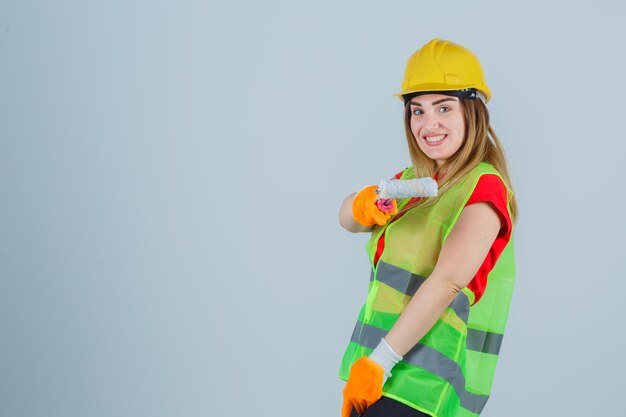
464, 174, 512, 305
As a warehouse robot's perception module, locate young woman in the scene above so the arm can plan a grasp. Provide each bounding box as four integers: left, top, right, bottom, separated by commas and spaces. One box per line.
338, 38, 518, 417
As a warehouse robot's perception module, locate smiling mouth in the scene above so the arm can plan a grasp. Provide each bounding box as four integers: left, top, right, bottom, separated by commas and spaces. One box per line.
424, 134, 447, 144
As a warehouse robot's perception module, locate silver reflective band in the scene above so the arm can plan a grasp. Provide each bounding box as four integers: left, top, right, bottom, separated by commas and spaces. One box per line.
374, 261, 426, 296
350, 321, 386, 351
448, 290, 469, 323
350, 321, 489, 414
467, 328, 504, 355
404, 344, 489, 413
373, 261, 469, 323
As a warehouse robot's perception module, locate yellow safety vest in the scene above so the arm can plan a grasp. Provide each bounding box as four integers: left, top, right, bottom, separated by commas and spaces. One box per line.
339, 162, 516, 417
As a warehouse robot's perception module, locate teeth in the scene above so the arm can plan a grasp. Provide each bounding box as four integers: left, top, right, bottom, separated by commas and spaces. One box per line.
426, 134, 446, 143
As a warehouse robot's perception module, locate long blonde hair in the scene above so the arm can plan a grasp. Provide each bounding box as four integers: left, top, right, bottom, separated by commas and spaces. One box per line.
402, 98, 518, 224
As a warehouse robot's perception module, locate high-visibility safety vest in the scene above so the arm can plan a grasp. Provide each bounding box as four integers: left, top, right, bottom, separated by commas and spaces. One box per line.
339, 162, 516, 417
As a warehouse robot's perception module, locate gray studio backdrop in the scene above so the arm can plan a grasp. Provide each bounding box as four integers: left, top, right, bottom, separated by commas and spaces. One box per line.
1, 1, 624, 416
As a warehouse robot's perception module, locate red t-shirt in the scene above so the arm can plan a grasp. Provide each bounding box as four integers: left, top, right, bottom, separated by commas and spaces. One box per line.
373, 172, 512, 305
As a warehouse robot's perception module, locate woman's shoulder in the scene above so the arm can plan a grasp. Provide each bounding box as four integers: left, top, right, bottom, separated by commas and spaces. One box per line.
471, 161, 501, 176
461, 163, 507, 192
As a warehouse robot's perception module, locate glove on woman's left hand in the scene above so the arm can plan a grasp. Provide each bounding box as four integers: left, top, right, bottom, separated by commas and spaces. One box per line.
341, 356, 384, 417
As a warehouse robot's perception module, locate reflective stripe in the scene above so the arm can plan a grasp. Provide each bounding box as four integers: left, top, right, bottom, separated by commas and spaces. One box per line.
373, 261, 469, 323
404, 344, 489, 413
375, 261, 426, 296
449, 291, 469, 323
350, 321, 489, 414
467, 329, 504, 355
350, 321, 386, 350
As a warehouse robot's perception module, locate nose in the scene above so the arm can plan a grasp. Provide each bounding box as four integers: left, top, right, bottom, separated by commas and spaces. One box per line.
424, 111, 440, 130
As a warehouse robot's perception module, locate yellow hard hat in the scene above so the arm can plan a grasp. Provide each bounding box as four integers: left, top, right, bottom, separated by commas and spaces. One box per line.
395, 38, 492, 103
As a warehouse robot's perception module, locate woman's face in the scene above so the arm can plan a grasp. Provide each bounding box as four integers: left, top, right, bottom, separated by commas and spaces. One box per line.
408, 94, 466, 167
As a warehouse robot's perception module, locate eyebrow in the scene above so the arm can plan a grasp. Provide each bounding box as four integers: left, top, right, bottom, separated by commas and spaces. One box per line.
409, 97, 458, 107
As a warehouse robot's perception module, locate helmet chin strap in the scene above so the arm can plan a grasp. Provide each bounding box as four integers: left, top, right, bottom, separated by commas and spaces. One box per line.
402, 88, 479, 106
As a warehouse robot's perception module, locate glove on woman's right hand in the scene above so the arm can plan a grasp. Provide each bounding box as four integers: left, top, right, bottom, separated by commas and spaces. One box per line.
352, 185, 398, 227
341, 356, 384, 417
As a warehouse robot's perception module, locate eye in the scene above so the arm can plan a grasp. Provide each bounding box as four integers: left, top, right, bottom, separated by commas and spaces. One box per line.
412, 108, 424, 116
438, 106, 451, 113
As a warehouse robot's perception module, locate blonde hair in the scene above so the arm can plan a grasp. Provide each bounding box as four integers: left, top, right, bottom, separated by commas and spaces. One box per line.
402, 98, 518, 224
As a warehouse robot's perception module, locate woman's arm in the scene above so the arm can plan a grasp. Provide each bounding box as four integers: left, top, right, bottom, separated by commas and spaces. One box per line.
384, 201, 502, 356
339, 192, 374, 233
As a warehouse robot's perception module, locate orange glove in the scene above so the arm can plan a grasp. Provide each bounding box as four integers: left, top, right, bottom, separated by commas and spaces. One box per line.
352, 185, 398, 227
341, 356, 385, 417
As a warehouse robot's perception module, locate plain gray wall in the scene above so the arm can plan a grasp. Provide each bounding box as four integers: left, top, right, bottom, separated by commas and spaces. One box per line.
2, 1, 625, 416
